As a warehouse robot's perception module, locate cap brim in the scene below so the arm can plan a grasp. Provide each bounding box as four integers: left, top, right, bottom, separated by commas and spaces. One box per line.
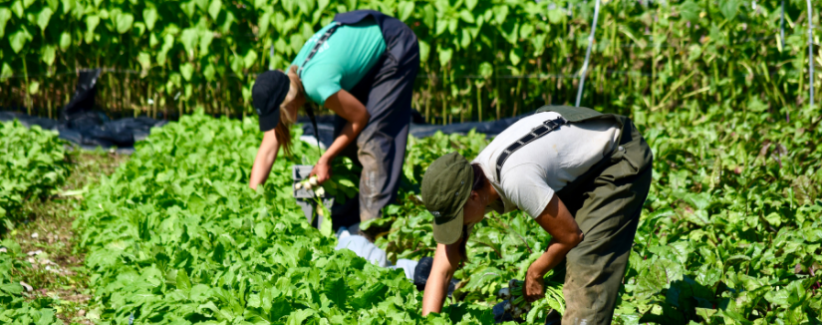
433, 207, 464, 245
258, 111, 280, 132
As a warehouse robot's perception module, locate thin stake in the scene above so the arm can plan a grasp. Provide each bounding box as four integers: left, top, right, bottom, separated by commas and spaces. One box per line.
575, 0, 601, 107
781, 0, 786, 42
808, 0, 815, 110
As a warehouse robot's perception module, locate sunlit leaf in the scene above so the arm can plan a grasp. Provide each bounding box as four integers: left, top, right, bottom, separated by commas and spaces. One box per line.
208, 0, 221, 20
144, 7, 158, 31
0, 8, 11, 38
9, 28, 32, 53
116, 13, 134, 34
37, 7, 53, 33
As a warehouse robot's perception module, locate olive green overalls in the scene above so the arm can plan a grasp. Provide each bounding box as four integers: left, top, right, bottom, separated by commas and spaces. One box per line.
531, 106, 653, 325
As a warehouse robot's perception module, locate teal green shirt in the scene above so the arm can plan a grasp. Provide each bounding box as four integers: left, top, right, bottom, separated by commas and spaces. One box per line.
291, 19, 386, 106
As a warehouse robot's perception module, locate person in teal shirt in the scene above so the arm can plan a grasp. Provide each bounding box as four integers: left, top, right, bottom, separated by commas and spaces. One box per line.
250, 10, 419, 236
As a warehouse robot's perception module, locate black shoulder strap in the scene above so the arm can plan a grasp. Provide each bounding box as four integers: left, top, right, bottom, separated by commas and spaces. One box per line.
495, 116, 568, 182
298, 23, 342, 150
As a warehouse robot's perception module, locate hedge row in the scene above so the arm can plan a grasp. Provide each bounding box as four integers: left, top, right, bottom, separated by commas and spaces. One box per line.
0, 0, 820, 122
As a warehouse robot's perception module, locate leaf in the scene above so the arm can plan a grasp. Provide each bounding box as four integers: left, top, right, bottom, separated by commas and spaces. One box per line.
397, 1, 414, 21
438, 46, 453, 66
37, 7, 53, 33
509, 47, 522, 65
199, 30, 214, 56
230, 53, 243, 75
418, 39, 430, 63
243, 49, 257, 69
180, 28, 199, 57
493, 5, 508, 25
116, 13, 134, 34
59, 31, 71, 50
157, 34, 174, 64
41, 45, 56, 66
219, 11, 235, 33
458, 10, 475, 24
144, 7, 158, 31
460, 29, 471, 49
176, 269, 192, 290
60, 0, 72, 14
9, 28, 32, 53
180, 62, 194, 81
478, 61, 492, 78
12, 1, 24, 18
85, 15, 100, 43
208, 0, 221, 20
720, 0, 739, 21
465, 0, 477, 11
679, 0, 699, 22
29, 80, 40, 94
1, 62, 12, 78
547, 8, 563, 23
258, 10, 272, 35
203, 63, 216, 81
137, 52, 151, 71
0, 8, 12, 38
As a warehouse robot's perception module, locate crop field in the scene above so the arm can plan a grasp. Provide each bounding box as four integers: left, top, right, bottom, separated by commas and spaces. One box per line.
1, 0, 822, 324
1, 96, 821, 324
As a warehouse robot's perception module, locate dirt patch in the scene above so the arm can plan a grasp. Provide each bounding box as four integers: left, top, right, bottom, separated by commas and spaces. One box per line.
10, 149, 126, 324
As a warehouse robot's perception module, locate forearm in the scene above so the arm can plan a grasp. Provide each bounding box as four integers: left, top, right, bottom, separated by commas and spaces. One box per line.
422, 243, 461, 316
529, 238, 576, 277
249, 136, 279, 189
318, 119, 364, 164
422, 271, 451, 315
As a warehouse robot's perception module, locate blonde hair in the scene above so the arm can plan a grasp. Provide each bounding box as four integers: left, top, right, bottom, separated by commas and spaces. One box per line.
275, 65, 303, 156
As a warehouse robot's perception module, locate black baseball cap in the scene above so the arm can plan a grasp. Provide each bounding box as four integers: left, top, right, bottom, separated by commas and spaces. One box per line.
252, 70, 290, 132
421, 152, 474, 245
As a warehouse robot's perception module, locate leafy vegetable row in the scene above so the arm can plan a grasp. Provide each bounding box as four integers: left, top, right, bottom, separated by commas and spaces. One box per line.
0, 120, 68, 231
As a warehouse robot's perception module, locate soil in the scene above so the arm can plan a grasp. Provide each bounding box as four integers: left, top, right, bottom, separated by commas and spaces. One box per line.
7, 149, 127, 324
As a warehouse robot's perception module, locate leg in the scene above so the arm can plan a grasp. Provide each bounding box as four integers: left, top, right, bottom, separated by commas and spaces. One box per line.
561, 123, 653, 325
354, 28, 419, 222
356, 112, 411, 221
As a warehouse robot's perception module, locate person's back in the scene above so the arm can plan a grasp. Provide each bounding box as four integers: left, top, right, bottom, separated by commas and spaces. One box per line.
473, 111, 620, 217
291, 19, 386, 106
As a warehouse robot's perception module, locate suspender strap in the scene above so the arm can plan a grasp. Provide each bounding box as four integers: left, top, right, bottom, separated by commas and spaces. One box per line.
299, 22, 342, 149
298, 22, 342, 76
495, 116, 569, 181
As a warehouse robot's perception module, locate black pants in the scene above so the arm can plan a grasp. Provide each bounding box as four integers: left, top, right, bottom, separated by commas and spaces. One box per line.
332, 20, 419, 224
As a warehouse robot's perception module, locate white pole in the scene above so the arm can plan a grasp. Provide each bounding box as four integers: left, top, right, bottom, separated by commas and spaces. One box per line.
575, 0, 601, 107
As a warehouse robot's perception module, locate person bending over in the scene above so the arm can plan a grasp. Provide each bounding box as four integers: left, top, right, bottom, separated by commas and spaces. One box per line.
420, 105, 653, 325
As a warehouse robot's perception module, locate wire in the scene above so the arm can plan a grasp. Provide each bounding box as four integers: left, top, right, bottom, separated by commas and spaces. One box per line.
576, 0, 601, 107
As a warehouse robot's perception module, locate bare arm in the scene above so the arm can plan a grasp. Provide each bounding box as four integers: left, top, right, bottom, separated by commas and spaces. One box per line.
422, 242, 462, 316
524, 194, 583, 302
249, 129, 280, 190
309, 89, 370, 182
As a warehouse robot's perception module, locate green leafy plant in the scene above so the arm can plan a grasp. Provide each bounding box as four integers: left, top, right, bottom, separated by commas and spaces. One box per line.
0, 120, 68, 231
1, 0, 818, 124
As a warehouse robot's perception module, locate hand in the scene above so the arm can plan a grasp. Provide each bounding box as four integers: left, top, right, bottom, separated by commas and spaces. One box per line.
524, 265, 546, 303
310, 159, 332, 183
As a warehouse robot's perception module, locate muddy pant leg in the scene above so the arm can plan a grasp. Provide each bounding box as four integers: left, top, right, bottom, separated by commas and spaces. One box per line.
561, 122, 653, 325
356, 121, 409, 221
352, 25, 419, 222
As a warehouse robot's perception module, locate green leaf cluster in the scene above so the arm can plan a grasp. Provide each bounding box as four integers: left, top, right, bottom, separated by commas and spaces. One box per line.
68, 111, 494, 324
0, 120, 68, 231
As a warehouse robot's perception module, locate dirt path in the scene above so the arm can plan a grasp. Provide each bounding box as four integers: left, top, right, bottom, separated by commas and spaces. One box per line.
11, 150, 126, 324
